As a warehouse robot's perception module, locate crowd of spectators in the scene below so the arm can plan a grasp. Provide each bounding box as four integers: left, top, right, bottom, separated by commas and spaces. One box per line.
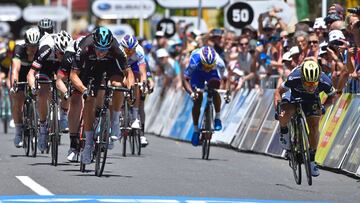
139, 3, 360, 96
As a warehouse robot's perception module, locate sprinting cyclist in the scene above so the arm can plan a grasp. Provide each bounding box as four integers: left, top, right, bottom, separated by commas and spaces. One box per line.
27, 30, 72, 152
10, 27, 40, 147
183, 46, 225, 146
119, 34, 148, 146
70, 26, 134, 165
37, 18, 54, 39
274, 59, 336, 177
57, 36, 85, 161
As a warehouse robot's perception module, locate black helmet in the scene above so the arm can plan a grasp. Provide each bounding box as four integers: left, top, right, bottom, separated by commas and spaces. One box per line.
92, 26, 113, 50
37, 18, 54, 35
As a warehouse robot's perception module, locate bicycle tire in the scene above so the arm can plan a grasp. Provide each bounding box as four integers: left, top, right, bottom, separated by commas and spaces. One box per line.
3, 117, 8, 134
51, 104, 59, 166
30, 101, 38, 158
298, 116, 312, 186
3, 93, 10, 134
201, 103, 213, 160
135, 129, 141, 155
122, 101, 129, 157
288, 121, 301, 184
130, 130, 135, 155
95, 110, 110, 177
23, 103, 30, 156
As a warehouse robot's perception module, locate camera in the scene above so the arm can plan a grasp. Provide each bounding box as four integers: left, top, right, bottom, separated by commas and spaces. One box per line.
348, 7, 360, 15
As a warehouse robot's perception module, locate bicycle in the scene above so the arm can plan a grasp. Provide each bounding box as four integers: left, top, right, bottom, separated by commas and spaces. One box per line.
120, 86, 136, 157
277, 98, 313, 186
36, 77, 60, 166
0, 79, 11, 134
195, 83, 229, 160
13, 80, 38, 157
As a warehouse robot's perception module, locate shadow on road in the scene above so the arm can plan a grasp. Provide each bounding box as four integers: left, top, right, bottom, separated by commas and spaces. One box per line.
186, 157, 228, 162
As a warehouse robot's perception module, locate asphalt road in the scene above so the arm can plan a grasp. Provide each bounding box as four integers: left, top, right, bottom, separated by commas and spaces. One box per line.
0, 125, 359, 203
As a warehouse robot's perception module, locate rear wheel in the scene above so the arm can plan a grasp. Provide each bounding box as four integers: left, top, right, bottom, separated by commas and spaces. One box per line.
30, 101, 38, 158
50, 105, 59, 166
23, 129, 30, 156
122, 134, 127, 157
95, 111, 110, 177
130, 130, 135, 155
298, 117, 312, 186
289, 121, 301, 185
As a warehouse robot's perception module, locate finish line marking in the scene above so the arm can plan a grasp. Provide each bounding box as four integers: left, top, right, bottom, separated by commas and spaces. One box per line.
15, 176, 54, 196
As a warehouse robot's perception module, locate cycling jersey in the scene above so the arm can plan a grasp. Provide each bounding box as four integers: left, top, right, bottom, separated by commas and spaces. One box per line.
12, 41, 34, 87
184, 48, 225, 89
58, 36, 84, 77
72, 34, 128, 95
281, 67, 336, 117
31, 34, 60, 80
126, 45, 146, 73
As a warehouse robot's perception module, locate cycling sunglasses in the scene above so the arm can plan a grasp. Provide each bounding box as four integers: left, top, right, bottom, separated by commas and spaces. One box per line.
303, 81, 319, 87
201, 62, 216, 72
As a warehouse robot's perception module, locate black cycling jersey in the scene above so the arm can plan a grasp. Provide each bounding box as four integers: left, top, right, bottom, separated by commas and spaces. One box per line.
13, 41, 33, 83
31, 34, 60, 79
282, 67, 336, 101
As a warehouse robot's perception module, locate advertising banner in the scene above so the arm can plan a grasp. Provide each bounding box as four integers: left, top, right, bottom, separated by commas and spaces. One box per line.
341, 127, 360, 176
239, 90, 274, 150
252, 103, 278, 153
230, 89, 260, 148
23, 6, 69, 22
323, 96, 360, 168
316, 94, 352, 165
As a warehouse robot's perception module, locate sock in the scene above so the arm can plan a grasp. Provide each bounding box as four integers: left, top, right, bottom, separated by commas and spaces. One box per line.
280, 126, 288, 134
215, 112, 221, 119
310, 149, 316, 162
133, 108, 139, 120
15, 123, 24, 135
84, 131, 94, 146
40, 121, 47, 134
112, 111, 121, 125
194, 125, 199, 132
70, 133, 79, 149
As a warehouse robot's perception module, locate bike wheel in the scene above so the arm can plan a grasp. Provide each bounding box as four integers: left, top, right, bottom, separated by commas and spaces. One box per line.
95, 111, 110, 177
288, 121, 301, 185
135, 129, 141, 156
23, 129, 30, 156
122, 134, 127, 157
202, 136, 211, 160
122, 102, 129, 157
201, 104, 212, 160
3, 117, 8, 134
298, 117, 312, 186
130, 130, 135, 155
51, 105, 59, 166
30, 101, 38, 158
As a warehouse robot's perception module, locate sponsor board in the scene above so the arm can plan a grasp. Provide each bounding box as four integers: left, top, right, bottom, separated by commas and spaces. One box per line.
23, 6, 69, 22
92, 0, 156, 19
157, 0, 229, 8
323, 96, 360, 168
316, 94, 352, 165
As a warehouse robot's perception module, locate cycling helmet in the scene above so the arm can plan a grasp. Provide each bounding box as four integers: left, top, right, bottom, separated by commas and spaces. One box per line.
37, 18, 54, 35
54, 30, 72, 53
301, 60, 321, 82
199, 46, 217, 71
93, 26, 113, 50
328, 30, 345, 42
25, 27, 41, 45
120, 34, 138, 50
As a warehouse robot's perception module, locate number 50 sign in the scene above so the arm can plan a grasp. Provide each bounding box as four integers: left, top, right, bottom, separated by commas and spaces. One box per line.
226, 2, 254, 29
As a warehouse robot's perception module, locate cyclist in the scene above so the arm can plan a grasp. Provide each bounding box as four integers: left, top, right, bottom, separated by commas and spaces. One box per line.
119, 34, 148, 146
183, 46, 225, 146
27, 30, 72, 152
274, 59, 336, 177
10, 27, 40, 147
70, 26, 133, 165
57, 36, 85, 161
37, 18, 54, 39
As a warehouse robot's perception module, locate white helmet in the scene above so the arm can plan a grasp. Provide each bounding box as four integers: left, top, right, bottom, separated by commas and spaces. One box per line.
25, 27, 40, 45
54, 30, 72, 53
328, 30, 345, 42
313, 18, 326, 29
319, 41, 328, 55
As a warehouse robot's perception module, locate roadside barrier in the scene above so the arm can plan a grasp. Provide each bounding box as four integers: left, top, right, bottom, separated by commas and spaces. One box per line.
145, 85, 360, 177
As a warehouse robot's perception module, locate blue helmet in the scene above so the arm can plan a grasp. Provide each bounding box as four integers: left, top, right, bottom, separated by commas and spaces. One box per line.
200, 46, 217, 69
120, 34, 138, 50
93, 26, 113, 49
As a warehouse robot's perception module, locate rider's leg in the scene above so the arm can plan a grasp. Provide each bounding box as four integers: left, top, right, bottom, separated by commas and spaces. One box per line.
11, 91, 25, 147
109, 74, 124, 140
67, 92, 83, 161
208, 79, 222, 130
81, 96, 96, 164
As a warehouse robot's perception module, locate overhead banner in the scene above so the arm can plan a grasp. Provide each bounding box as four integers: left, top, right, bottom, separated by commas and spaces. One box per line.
0, 5, 22, 21
0, 22, 10, 36
92, 0, 156, 19
224, 0, 294, 31
316, 94, 352, 165
23, 6, 70, 22
104, 24, 134, 41
157, 0, 229, 8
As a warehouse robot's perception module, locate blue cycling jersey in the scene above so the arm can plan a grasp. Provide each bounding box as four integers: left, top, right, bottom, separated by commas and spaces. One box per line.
282, 67, 336, 100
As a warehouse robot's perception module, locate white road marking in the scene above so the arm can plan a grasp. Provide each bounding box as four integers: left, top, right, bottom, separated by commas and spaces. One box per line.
15, 176, 54, 196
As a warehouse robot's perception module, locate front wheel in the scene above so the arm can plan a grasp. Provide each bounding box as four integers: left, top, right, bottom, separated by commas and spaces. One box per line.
298, 117, 312, 186
202, 135, 211, 160
94, 112, 110, 177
